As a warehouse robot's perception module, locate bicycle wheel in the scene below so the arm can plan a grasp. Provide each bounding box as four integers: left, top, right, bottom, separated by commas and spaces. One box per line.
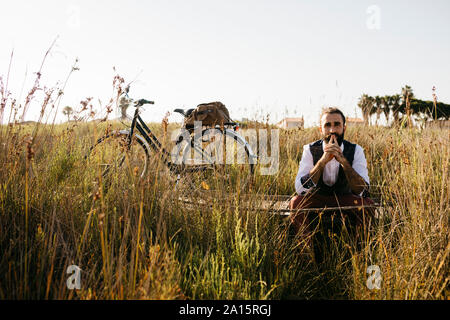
175, 127, 256, 194
84, 130, 149, 192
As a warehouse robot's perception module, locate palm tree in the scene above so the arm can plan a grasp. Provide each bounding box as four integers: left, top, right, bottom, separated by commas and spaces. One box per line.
401, 85, 414, 101
374, 96, 383, 126
62, 106, 73, 122
367, 96, 376, 126
357, 94, 371, 126
381, 95, 392, 125
390, 94, 402, 127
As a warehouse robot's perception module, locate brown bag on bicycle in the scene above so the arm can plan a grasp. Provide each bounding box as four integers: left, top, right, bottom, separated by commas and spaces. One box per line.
184, 102, 232, 127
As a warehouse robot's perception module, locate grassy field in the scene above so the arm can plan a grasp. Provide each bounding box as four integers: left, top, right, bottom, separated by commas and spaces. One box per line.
0, 118, 448, 300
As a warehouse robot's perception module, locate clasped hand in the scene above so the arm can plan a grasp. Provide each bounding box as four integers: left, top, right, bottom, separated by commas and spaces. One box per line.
322, 135, 346, 164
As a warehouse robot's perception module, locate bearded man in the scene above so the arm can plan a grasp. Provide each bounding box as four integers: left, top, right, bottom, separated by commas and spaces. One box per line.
290, 107, 375, 239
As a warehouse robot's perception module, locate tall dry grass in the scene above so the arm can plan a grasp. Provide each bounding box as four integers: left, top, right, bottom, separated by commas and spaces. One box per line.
0, 118, 448, 299
0, 58, 448, 299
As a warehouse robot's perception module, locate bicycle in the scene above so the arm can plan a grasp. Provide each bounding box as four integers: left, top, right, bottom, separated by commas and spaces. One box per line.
83, 93, 257, 195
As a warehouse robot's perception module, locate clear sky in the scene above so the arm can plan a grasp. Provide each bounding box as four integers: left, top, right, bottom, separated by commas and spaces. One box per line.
1, 0, 449, 126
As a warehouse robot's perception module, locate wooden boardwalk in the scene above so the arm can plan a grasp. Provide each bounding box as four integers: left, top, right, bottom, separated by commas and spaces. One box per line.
177, 192, 385, 218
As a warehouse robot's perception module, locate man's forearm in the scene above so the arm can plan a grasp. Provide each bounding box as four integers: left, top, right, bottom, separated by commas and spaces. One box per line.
309, 159, 326, 185
341, 159, 367, 195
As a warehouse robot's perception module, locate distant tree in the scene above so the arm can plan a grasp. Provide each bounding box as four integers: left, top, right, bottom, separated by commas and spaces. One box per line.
357, 94, 373, 126
382, 95, 392, 124
358, 85, 449, 128
410, 99, 450, 121
390, 94, 402, 127
62, 106, 73, 122
401, 85, 414, 101
374, 96, 383, 126
432, 101, 450, 120
367, 96, 377, 126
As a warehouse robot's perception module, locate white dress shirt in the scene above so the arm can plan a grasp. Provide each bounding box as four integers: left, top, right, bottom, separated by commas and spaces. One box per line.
295, 141, 370, 196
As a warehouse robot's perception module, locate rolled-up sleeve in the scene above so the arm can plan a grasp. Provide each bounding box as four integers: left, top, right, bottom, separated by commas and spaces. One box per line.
352, 145, 370, 196
295, 145, 316, 195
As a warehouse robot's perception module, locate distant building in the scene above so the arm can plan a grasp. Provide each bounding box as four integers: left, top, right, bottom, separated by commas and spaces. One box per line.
346, 118, 364, 126
277, 117, 304, 129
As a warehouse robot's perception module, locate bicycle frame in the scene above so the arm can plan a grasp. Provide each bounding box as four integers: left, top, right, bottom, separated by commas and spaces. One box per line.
124, 103, 257, 174
126, 107, 212, 174
127, 106, 175, 168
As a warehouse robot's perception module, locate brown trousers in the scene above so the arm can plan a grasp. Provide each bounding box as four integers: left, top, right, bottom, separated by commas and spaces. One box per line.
289, 192, 375, 242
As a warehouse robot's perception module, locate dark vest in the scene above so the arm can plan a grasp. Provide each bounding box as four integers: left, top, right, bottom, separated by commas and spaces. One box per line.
309, 139, 356, 196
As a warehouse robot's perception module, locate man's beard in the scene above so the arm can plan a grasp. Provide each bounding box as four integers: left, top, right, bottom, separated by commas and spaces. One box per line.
324, 132, 344, 146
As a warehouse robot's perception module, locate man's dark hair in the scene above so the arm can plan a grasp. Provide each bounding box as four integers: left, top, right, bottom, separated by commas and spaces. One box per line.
320, 107, 346, 125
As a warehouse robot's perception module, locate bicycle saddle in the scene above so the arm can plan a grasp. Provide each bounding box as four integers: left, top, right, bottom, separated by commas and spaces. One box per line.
174, 108, 195, 118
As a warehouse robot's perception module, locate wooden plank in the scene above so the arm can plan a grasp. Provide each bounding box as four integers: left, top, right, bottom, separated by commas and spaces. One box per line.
176, 195, 383, 217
